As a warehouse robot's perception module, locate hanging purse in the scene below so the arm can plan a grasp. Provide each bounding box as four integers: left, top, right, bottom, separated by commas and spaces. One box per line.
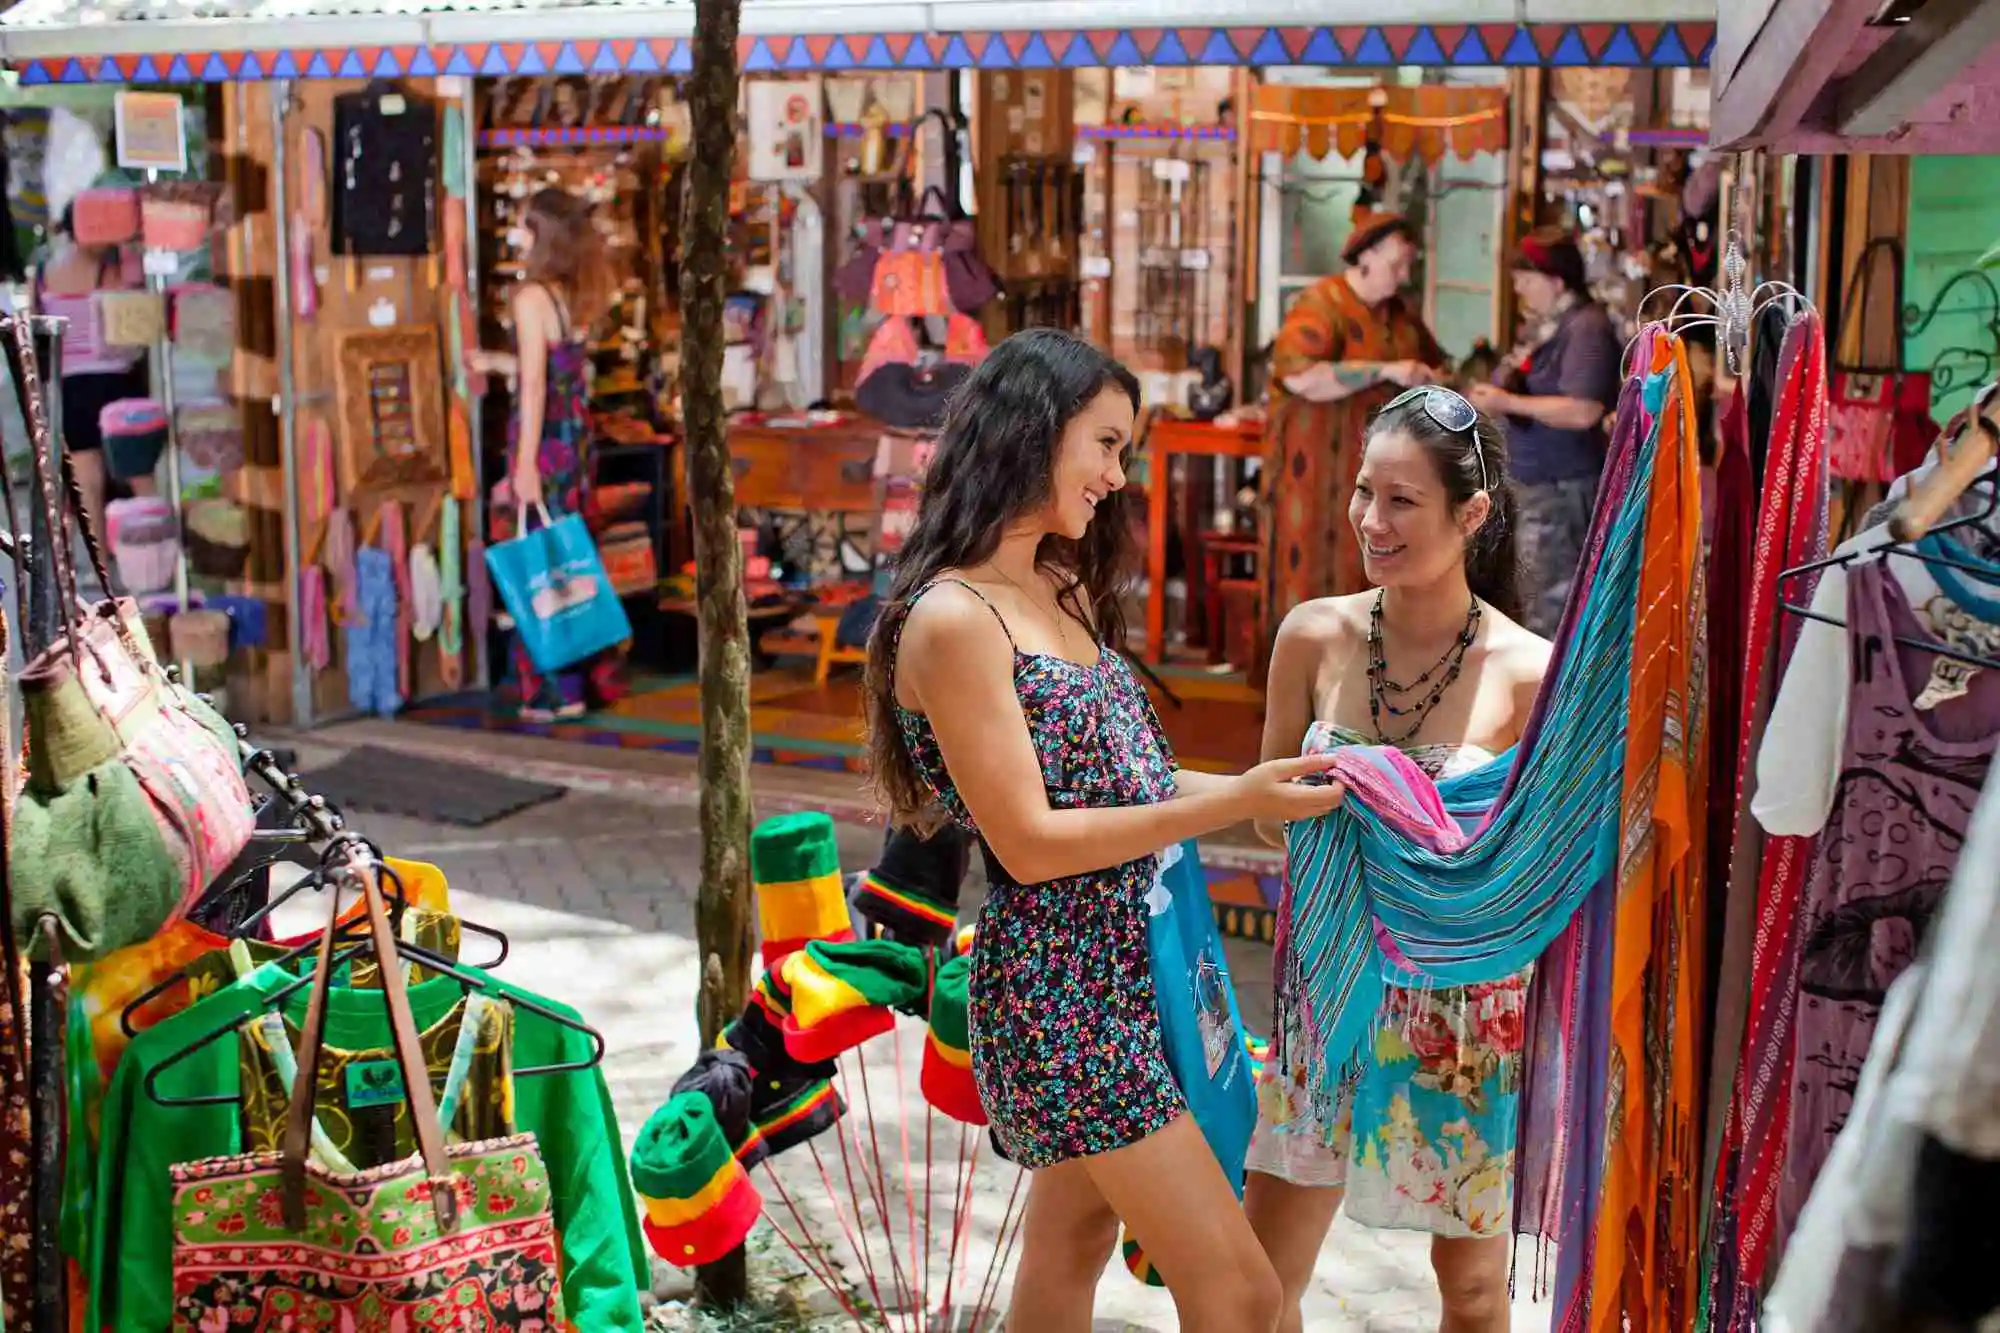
168, 283, 237, 364
96, 289, 166, 349
72, 187, 142, 246
168, 859, 566, 1329
4, 320, 254, 961
1827, 238, 1934, 485
175, 397, 245, 474
140, 180, 222, 253
922, 110, 1000, 315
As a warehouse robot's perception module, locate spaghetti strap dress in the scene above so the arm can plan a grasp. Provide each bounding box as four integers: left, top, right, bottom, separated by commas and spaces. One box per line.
890, 577, 1185, 1167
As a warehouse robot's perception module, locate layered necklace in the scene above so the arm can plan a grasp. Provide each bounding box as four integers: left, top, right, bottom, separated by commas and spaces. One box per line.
1366, 588, 1481, 746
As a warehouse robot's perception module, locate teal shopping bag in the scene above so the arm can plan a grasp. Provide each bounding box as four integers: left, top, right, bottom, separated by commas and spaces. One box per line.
1148, 839, 1257, 1192
482, 504, 632, 673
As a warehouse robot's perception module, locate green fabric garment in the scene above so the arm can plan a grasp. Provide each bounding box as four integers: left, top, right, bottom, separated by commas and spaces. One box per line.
929, 952, 972, 1051
90, 963, 647, 1333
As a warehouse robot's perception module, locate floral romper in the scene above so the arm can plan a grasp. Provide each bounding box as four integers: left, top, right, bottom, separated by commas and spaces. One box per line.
892, 579, 1184, 1168
1247, 723, 1532, 1239
493, 282, 616, 708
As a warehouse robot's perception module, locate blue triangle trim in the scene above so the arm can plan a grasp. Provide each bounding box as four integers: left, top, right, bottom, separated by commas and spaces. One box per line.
225, 51, 257, 78
1550, 29, 1590, 65
1349, 28, 1395, 64
1697, 33, 1715, 65
407, 46, 439, 76
371, 48, 404, 77
1403, 27, 1447, 64
240, 50, 267, 79
860, 36, 896, 68
1103, 31, 1147, 66
1151, 31, 1190, 65
587, 41, 621, 72
937, 35, 976, 67
18, 62, 49, 85
514, 44, 548, 74
1450, 29, 1490, 63
58, 57, 87, 83
744, 38, 777, 71
1059, 34, 1099, 67
442, 47, 475, 75
551, 41, 583, 73
478, 45, 512, 74
1299, 29, 1345, 64
627, 41, 662, 72
1651, 26, 1692, 66
822, 39, 857, 69
200, 53, 230, 80
166, 54, 195, 81
665, 42, 693, 73
332, 48, 362, 78
94, 56, 123, 83
1250, 29, 1291, 64
1198, 31, 1239, 64
782, 40, 817, 69
1500, 28, 1541, 64
1601, 24, 1642, 65
976, 36, 1013, 68
1017, 32, 1056, 67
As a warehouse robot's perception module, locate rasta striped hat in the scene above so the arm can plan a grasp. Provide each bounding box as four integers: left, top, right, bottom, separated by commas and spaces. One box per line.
848, 822, 967, 947
752, 811, 855, 969
779, 938, 928, 1063
919, 952, 984, 1125
630, 1092, 764, 1268
740, 1064, 845, 1167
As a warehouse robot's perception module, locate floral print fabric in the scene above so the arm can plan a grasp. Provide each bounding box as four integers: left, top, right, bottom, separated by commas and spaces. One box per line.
891, 579, 1185, 1168
1250, 737, 1532, 1238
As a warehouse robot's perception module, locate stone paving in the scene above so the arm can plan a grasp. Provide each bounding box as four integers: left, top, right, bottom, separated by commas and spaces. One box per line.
264, 726, 1552, 1332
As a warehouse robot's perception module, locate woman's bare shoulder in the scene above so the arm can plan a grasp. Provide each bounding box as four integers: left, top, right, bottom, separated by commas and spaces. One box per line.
1479, 603, 1555, 690
509, 280, 560, 330
1277, 593, 1370, 653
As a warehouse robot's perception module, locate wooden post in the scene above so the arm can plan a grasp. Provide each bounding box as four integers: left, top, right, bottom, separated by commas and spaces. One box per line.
683, 0, 754, 1310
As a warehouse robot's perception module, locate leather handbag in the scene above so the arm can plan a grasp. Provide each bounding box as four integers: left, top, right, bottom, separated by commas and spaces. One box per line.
3, 318, 254, 961
168, 859, 567, 1329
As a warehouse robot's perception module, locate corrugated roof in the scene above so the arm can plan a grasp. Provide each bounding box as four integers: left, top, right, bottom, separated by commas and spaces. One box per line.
2, 0, 662, 20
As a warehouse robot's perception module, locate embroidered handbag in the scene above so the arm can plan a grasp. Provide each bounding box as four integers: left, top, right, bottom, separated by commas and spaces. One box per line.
168, 283, 236, 363
1826, 238, 1934, 484
4, 320, 253, 960
168, 864, 568, 1331
175, 397, 245, 473
96, 289, 166, 349
71, 187, 141, 246
140, 181, 222, 253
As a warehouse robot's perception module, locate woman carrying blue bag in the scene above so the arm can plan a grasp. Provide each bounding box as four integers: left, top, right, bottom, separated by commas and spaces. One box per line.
471, 188, 626, 721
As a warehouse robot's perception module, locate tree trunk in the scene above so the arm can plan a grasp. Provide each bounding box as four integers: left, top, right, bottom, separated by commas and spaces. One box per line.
682, 0, 753, 1310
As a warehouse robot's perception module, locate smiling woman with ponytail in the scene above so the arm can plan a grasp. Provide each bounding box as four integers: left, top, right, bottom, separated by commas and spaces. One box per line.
1245, 384, 1552, 1333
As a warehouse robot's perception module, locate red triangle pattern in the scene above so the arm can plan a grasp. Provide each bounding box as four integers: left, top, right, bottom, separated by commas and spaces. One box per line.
218, 49, 247, 75
1626, 22, 1663, 57
1429, 25, 1469, 58
608, 38, 637, 64
1126, 28, 1163, 59
1177, 28, 1211, 59
882, 32, 916, 62
1084, 30, 1121, 60
1531, 26, 1566, 58
571, 39, 601, 66
1280, 27, 1314, 59
1228, 28, 1266, 59
1045, 31, 1083, 63
998, 31, 1030, 59
1377, 25, 1417, 60
647, 38, 675, 65
1677, 22, 1716, 54
840, 34, 872, 64
1477, 25, 1516, 57
802, 35, 837, 63
533, 41, 563, 69
734, 35, 756, 63
115, 54, 141, 78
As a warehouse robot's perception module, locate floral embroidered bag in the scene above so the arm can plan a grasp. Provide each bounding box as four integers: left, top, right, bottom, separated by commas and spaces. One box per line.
168, 860, 568, 1330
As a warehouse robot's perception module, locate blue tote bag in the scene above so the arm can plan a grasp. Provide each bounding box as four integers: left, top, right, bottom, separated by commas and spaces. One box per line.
482, 504, 632, 673
1148, 839, 1258, 1192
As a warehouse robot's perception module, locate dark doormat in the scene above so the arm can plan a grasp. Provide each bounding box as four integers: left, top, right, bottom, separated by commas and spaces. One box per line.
302, 745, 566, 827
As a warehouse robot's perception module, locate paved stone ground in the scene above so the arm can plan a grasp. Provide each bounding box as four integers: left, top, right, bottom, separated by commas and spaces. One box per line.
262, 728, 1552, 1333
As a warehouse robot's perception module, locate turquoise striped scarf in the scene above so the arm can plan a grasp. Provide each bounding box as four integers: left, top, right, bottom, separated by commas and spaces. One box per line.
1275, 368, 1664, 1117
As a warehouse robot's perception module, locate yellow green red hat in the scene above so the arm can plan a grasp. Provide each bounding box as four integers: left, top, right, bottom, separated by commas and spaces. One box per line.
630, 1092, 764, 1269
779, 938, 927, 1063
752, 811, 855, 968
1120, 1226, 1166, 1287
848, 823, 965, 947
919, 953, 984, 1125
740, 1065, 845, 1166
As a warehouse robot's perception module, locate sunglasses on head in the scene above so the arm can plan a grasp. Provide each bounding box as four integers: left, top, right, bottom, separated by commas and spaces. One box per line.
1382, 386, 1490, 493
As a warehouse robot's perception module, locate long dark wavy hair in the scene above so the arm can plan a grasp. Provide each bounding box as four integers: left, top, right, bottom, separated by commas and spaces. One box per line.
865, 328, 1142, 821
1365, 392, 1524, 622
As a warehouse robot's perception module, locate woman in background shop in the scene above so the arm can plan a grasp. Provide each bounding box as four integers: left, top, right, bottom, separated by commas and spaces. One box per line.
1259, 211, 1446, 682
38, 201, 148, 545
471, 187, 623, 722
1468, 227, 1622, 637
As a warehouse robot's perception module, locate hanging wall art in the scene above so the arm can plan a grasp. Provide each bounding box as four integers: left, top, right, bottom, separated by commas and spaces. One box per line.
332, 324, 447, 492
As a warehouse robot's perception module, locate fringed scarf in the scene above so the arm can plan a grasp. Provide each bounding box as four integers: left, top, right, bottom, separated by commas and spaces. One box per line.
1273, 328, 1709, 1332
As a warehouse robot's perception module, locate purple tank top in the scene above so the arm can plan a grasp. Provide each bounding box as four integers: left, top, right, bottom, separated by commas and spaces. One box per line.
1780, 561, 2000, 1230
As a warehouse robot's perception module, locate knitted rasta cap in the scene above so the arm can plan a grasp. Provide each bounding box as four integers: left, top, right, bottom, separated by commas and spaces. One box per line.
1120, 1227, 1166, 1287
722, 995, 790, 1075
953, 923, 976, 956
671, 1047, 754, 1150
740, 1066, 845, 1166
779, 938, 928, 1063
629, 1092, 763, 1269
848, 823, 966, 947
919, 953, 985, 1125
751, 811, 855, 967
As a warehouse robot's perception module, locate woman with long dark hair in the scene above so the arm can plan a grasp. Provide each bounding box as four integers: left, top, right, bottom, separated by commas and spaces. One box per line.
470, 187, 618, 720
1245, 387, 1551, 1333
864, 328, 1344, 1331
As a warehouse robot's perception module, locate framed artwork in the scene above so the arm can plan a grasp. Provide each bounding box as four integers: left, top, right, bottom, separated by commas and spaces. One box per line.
333, 325, 447, 492
745, 78, 823, 182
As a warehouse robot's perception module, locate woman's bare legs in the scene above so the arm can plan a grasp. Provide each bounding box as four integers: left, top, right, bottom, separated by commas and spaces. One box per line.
1244, 1171, 1343, 1333
1080, 1115, 1283, 1333
1002, 1156, 1120, 1333
1430, 1234, 1511, 1333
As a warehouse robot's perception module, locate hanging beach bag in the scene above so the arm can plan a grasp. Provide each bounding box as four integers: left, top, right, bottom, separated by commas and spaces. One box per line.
1827, 238, 1934, 484
99, 397, 168, 481
483, 504, 632, 672
96, 289, 166, 349
168, 863, 567, 1330
4, 319, 254, 960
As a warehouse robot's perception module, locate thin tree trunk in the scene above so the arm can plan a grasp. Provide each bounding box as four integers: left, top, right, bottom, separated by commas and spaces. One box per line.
682, 0, 752, 1310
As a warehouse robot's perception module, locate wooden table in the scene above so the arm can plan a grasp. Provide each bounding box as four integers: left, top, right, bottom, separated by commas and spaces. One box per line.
1143, 417, 1264, 663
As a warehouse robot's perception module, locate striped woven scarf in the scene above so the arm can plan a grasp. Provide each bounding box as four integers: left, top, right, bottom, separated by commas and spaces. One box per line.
1273, 346, 1663, 1129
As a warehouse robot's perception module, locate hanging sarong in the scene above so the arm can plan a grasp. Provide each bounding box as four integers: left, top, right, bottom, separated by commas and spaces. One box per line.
1274, 328, 1707, 1329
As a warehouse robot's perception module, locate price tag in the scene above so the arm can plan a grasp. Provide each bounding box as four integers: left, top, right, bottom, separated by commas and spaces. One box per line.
1080, 254, 1113, 280
1071, 142, 1098, 167
1179, 249, 1211, 271
1152, 158, 1192, 184
142, 250, 179, 277
367, 297, 397, 328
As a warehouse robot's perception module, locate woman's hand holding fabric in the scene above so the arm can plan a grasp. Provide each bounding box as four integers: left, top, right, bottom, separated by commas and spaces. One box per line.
1228, 754, 1347, 825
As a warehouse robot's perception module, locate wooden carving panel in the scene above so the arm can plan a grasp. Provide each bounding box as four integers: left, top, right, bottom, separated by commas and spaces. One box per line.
333, 325, 446, 492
